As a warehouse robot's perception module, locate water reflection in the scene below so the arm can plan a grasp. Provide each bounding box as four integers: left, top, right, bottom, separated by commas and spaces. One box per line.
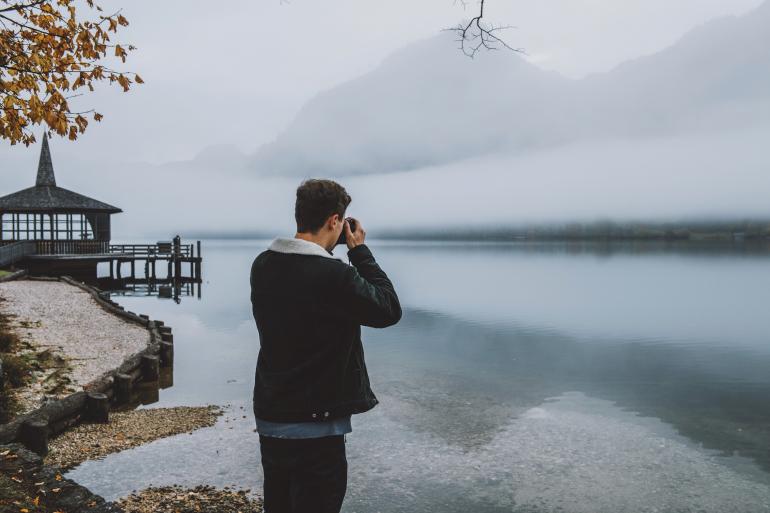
65, 239, 770, 512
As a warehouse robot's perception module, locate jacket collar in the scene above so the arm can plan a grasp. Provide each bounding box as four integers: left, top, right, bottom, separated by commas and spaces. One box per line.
268, 237, 341, 260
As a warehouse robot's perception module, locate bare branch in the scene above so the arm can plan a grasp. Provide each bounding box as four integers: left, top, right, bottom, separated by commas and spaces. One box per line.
445, 0, 525, 58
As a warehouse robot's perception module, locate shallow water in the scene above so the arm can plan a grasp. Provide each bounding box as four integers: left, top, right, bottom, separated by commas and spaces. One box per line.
68, 239, 770, 512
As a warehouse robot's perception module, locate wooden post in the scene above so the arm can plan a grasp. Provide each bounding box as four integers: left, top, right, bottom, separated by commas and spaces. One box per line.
159, 366, 174, 389
141, 354, 160, 382
20, 417, 49, 456
130, 259, 135, 279
160, 341, 174, 367
159, 326, 173, 344
83, 391, 109, 423
115, 373, 132, 403
116, 260, 122, 279
138, 382, 160, 405
109, 259, 114, 278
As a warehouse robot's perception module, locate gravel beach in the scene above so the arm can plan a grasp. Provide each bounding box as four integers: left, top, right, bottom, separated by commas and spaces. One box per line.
118, 484, 263, 513
0, 279, 150, 414
46, 406, 223, 470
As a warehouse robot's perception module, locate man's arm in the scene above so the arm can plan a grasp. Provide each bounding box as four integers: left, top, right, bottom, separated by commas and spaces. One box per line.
338, 244, 402, 328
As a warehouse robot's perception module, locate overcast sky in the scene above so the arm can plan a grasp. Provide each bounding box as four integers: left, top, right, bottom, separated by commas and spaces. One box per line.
0, 0, 764, 166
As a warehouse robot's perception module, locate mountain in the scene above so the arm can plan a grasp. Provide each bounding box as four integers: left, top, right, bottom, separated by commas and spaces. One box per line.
250, 1, 770, 177
251, 34, 571, 177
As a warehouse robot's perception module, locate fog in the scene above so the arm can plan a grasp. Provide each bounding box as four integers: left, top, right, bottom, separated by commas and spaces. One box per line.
0, 0, 768, 238
253, 3, 770, 177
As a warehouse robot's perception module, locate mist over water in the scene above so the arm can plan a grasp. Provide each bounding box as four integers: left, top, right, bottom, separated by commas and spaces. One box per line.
67, 240, 770, 512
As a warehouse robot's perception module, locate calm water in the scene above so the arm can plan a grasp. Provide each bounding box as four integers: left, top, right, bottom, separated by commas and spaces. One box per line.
68, 239, 770, 513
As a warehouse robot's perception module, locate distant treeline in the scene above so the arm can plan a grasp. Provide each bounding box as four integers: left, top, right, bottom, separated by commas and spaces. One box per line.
376, 220, 770, 242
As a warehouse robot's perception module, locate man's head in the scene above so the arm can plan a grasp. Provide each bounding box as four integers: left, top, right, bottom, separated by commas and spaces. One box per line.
294, 179, 351, 250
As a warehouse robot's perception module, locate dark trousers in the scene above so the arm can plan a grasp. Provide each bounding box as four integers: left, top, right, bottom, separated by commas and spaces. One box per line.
259, 434, 348, 513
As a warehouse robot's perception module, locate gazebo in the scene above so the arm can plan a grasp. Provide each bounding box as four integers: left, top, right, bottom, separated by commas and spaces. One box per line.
0, 133, 121, 252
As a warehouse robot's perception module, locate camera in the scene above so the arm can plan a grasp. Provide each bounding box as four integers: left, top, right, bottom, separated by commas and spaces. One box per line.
336, 218, 357, 246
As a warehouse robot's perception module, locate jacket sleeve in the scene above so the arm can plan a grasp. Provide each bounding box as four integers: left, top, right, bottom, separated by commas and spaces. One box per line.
338, 244, 402, 328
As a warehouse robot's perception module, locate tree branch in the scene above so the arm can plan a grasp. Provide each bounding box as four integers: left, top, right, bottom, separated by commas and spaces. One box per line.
445, 0, 525, 58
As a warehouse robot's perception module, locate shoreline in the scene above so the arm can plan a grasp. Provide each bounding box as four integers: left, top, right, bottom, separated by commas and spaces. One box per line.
0, 273, 251, 511
0, 278, 151, 416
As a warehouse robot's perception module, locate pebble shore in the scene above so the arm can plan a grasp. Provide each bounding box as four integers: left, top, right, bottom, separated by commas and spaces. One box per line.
118, 484, 263, 513
46, 406, 224, 470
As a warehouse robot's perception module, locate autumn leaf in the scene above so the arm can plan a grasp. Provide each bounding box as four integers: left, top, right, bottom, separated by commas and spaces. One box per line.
0, 1, 140, 145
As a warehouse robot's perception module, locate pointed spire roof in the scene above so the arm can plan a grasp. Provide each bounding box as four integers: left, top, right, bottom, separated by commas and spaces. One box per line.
0, 132, 122, 214
36, 132, 56, 187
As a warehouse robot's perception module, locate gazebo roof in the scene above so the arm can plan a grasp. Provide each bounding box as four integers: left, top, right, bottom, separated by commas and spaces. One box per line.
0, 134, 122, 214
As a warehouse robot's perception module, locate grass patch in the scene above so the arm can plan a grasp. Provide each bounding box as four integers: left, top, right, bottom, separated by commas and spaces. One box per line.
0, 330, 19, 352
0, 326, 33, 423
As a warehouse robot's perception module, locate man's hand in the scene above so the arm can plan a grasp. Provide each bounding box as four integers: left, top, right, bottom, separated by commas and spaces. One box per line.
345, 217, 366, 250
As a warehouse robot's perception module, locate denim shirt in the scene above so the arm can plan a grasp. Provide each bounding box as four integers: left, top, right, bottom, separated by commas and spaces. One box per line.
256, 415, 352, 439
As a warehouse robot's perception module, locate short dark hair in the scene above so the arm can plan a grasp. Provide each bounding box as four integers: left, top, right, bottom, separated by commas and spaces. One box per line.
295, 179, 352, 233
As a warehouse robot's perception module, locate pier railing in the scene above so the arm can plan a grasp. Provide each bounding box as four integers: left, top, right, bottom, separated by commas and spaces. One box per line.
0, 241, 36, 267
35, 240, 110, 255
109, 243, 194, 258
0, 240, 196, 258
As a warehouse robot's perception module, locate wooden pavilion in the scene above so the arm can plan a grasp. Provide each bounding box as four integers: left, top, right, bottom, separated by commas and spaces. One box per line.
0, 134, 201, 299
0, 133, 121, 251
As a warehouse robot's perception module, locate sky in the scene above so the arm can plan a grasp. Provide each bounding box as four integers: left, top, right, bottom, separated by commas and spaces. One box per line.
0, 0, 768, 238
0, 0, 764, 165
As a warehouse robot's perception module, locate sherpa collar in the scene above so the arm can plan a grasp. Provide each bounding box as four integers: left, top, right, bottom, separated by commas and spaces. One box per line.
268, 237, 341, 260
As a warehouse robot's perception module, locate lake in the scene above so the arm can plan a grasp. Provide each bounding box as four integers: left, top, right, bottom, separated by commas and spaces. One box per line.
67, 239, 770, 513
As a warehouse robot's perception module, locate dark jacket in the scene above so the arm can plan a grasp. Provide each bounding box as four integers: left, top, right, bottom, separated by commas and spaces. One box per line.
250, 237, 401, 423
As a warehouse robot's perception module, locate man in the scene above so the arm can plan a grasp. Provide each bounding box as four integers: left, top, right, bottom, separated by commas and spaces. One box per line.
250, 178, 402, 513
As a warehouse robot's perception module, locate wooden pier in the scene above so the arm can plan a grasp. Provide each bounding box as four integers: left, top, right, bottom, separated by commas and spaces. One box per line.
0, 237, 203, 296
0, 134, 202, 300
